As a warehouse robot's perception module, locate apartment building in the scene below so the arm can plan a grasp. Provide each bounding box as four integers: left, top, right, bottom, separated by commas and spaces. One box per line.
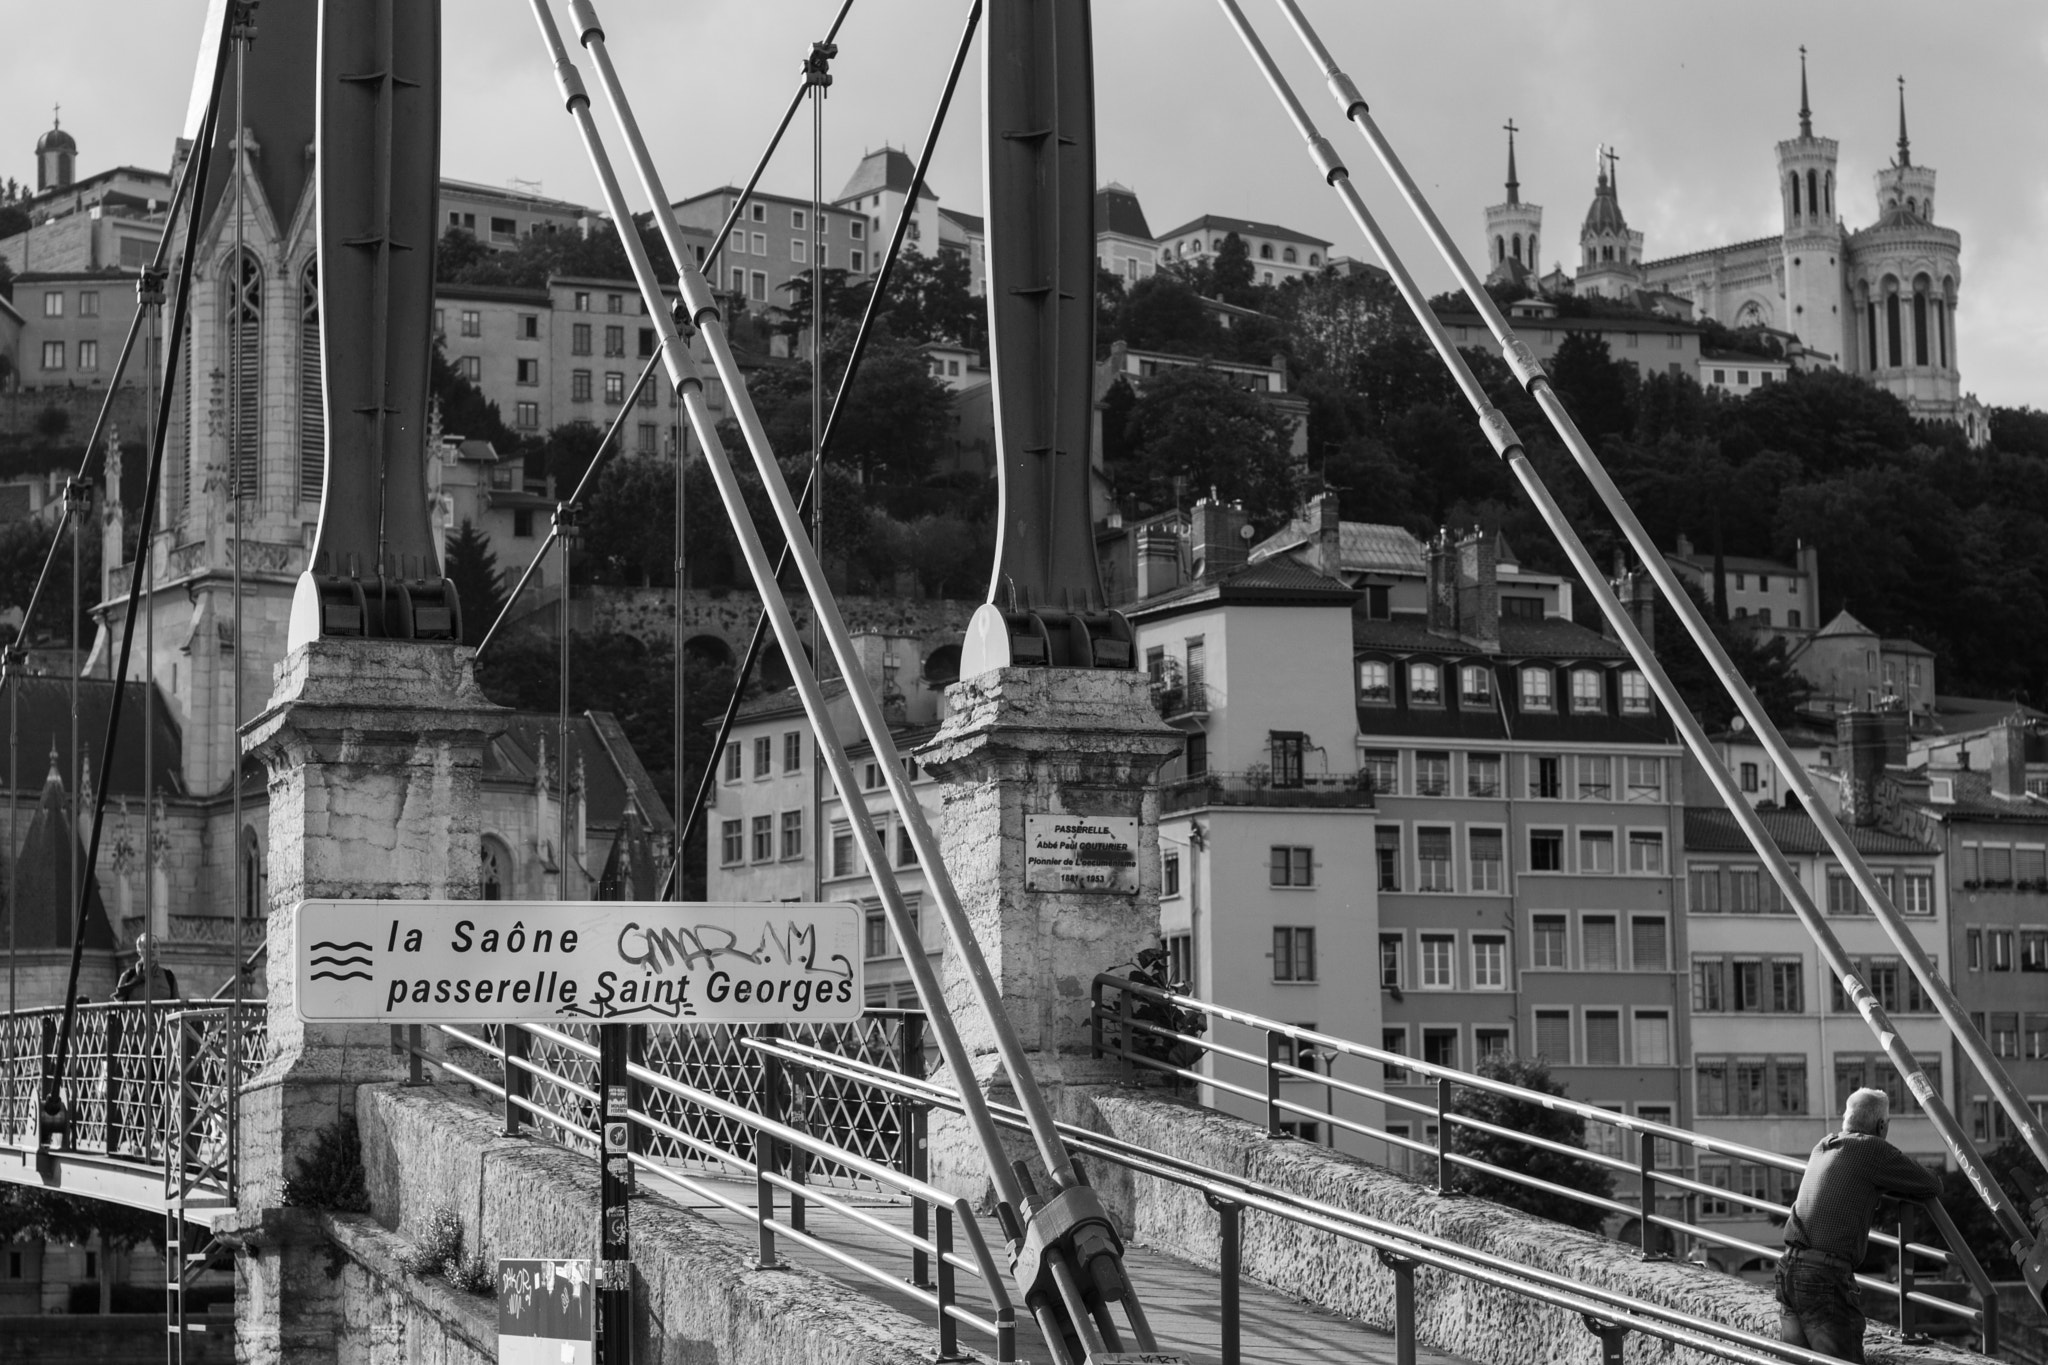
670, 184, 876, 310
1348, 522, 1688, 1182
1124, 496, 1379, 1151
1153, 214, 1333, 288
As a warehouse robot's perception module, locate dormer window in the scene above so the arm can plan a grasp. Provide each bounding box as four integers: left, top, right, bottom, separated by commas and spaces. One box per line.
1571, 668, 1604, 714
1520, 666, 1553, 711
1409, 662, 1442, 706
1460, 665, 1492, 707
1620, 670, 1653, 714
1359, 660, 1392, 704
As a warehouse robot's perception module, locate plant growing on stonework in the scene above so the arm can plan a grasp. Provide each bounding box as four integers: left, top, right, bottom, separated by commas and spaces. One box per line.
281, 1112, 370, 1212
446, 1252, 494, 1294
396, 1203, 466, 1278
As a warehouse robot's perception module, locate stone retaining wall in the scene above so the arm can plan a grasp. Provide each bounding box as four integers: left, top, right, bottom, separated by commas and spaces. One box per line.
353, 1080, 938, 1365
1089, 1090, 1984, 1365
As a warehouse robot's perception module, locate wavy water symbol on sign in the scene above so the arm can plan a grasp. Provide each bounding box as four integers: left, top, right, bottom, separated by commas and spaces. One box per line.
308, 939, 374, 982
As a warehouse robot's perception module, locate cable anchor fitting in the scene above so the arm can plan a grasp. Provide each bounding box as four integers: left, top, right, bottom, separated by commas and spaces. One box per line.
136, 266, 168, 309
553, 502, 584, 537
804, 41, 837, 91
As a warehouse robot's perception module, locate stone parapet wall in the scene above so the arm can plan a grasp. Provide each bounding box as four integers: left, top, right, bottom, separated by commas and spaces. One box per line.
1089, 1091, 1984, 1365
356, 1081, 939, 1365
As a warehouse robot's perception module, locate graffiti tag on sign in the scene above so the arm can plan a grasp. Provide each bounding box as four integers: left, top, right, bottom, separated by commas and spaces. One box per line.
1024, 815, 1139, 894
295, 900, 862, 1024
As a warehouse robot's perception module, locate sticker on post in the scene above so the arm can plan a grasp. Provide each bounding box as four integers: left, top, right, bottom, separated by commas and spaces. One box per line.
294, 900, 863, 1024
1024, 815, 1139, 894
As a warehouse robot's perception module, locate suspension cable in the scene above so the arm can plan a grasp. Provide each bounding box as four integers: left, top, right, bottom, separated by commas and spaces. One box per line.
42, 0, 239, 1126
1267, 0, 2048, 1188
1207, 0, 2036, 1251
655, 0, 979, 904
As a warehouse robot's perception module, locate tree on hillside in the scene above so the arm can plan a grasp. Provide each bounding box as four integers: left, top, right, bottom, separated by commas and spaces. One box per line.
1117, 274, 1219, 358
867, 248, 983, 350
1211, 231, 1257, 308
582, 455, 676, 587
1272, 265, 1404, 376
1989, 406, 2048, 460
1109, 365, 1303, 528
1444, 1056, 1614, 1233
443, 520, 505, 646
435, 221, 663, 289
430, 340, 520, 451
734, 334, 953, 488
1547, 332, 1633, 441
542, 420, 608, 501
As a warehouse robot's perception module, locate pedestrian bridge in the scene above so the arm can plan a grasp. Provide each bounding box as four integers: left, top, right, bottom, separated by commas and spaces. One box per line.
0, 987, 2019, 1365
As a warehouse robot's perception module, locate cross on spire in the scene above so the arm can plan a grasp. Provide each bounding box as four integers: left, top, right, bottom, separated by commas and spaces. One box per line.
51, 102, 60, 129
1607, 146, 1621, 200
1798, 46, 1812, 137
1503, 118, 1520, 205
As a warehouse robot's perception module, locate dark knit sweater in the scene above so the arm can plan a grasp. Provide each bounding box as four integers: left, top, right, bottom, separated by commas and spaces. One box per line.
1784, 1131, 1943, 1263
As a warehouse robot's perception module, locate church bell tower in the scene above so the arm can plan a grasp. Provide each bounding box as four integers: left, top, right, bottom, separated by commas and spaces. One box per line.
1483, 120, 1543, 287
1776, 48, 1846, 364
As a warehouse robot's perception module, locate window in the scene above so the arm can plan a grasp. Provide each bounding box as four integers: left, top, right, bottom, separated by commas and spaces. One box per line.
780, 810, 803, 859
1163, 851, 1181, 897
1627, 831, 1665, 874
751, 815, 774, 862
1467, 754, 1502, 798
1529, 829, 1563, 872
1379, 935, 1403, 989
778, 730, 802, 774
572, 369, 592, 402
607, 294, 623, 314
1570, 669, 1604, 713
1422, 1028, 1458, 1069
1472, 936, 1506, 989
574, 291, 591, 311
1409, 662, 1442, 705
78, 289, 98, 317
750, 203, 766, 223
42, 291, 62, 318
1418, 828, 1453, 890
2022, 929, 2048, 972
1625, 758, 1662, 802
1698, 1058, 1729, 1115
1273, 927, 1317, 982
1582, 916, 1619, 971
1584, 1011, 1621, 1065
1270, 846, 1313, 887
1579, 830, 1615, 873
513, 509, 534, 537
863, 762, 886, 791
1460, 665, 1492, 706
1270, 732, 1305, 788
723, 742, 743, 782
866, 912, 890, 960
1690, 866, 1722, 913
639, 327, 657, 359
1990, 929, 2014, 972
516, 401, 539, 430
1469, 830, 1504, 891
1185, 731, 1208, 778
1382, 1028, 1409, 1082
573, 322, 592, 355
1535, 1010, 1572, 1062
849, 219, 864, 239
752, 735, 773, 777
849, 249, 864, 272
40, 341, 63, 370
1739, 762, 1760, 793
896, 823, 917, 868
1532, 915, 1567, 968
1358, 660, 1392, 703
1634, 1011, 1671, 1066
1772, 960, 1804, 1012
1967, 929, 1983, 971
791, 238, 807, 263
1630, 916, 1668, 971
1475, 1028, 1509, 1063
1530, 756, 1561, 799
1730, 868, 1766, 913
720, 819, 744, 865
604, 372, 625, 404
1167, 933, 1194, 986
1185, 637, 1206, 689
1420, 934, 1455, 988
1579, 756, 1612, 800
520, 313, 540, 339
77, 340, 97, 371
460, 309, 481, 337
517, 357, 540, 385
604, 324, 625, 357
831, 824, 856, 878
1376, 828, 1401, 891
1415, 752, 1449, 797
751, 271, 767, 300
1693, 957, 1726, 1012
1363, 750, 1398, 795
458, 355, 481, 381
1520, 667, 1553, 711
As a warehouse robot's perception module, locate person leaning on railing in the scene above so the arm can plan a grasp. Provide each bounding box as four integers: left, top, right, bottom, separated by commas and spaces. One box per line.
1776, 1087, 1941, 1362
112, 934, 180, 1004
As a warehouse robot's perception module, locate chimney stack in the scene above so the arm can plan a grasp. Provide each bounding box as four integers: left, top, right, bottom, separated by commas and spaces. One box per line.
1989, 715, 2030, 800
1307, 491, 1342, 580
1453, 528, 1501, 651
1426, 529, 1456, 634
1135, 522, 1183, 600
1190, 495, 1249, 581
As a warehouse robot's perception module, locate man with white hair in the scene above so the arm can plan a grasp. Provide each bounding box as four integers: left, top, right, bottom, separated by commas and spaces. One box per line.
1776, 1087, 1942, 1361
112, 934, 180, 1004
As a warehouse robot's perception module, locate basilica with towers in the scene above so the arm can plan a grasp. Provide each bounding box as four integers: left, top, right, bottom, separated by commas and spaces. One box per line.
1484, 53, 1977, 433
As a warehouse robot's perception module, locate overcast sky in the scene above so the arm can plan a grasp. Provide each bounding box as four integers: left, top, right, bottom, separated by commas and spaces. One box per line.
8, 0, 2046, 407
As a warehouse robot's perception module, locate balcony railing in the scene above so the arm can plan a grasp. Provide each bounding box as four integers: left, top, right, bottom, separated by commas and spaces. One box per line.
1162, 769, 1373, 814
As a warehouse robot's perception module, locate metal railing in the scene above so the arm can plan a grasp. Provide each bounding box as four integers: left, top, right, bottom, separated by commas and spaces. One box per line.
395, 1013, 1015, 1363
0, 1000, 265, 1203
1091, 973, 2002, 1355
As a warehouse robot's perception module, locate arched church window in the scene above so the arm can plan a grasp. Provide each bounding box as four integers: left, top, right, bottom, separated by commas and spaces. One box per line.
482, 837, 510, 900
1867, 301, 1880, 372
1936, 297, 1948, 368
1512, 233, 1522, 263
1789, 172, 1800, 218
1602, 245, 1614, 262
1496, 237, 1505, 263
1907, 197, 1918, 218
1911, 284, 1928, 366
224, 250, 262, 500
241, 827, 264, 924
1529, 233, 1537, 265
1824, 172, 1833, 218
1885, 291, 1902, 368
1807, 170, 1818, 224
299, 261, 323, 502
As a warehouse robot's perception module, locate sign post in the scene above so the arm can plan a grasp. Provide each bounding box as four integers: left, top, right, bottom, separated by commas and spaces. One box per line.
297, 899, 864, 1365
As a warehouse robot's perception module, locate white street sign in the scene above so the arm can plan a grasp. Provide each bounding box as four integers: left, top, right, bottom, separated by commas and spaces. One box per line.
294, 900, 863, 1024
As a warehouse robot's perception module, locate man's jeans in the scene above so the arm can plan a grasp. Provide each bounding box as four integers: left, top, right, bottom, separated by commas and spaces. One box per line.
1776, 1253, 1865, 1363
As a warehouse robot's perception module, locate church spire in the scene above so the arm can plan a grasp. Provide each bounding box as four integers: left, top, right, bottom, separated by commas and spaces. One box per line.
1895, 75, 1911, 167
1798, 46, 1812, 138
1503, 119, 1520, 206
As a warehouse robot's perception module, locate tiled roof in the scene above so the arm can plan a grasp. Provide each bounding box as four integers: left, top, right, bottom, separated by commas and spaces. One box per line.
1095, 185, 1153, 241
1351, 615, 1630, 661
1815, 610, 1873, 638
485, 711, 672, 830
938, 207, 984, 236
1127, 553, 1356, 616
836, 148, 935, 202
0, 677, 184, 799
1154, 215, 1332, 249
1684, 806, 1935, 856
1249, 519, 1427, 577
1670, 552, 1800, 576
